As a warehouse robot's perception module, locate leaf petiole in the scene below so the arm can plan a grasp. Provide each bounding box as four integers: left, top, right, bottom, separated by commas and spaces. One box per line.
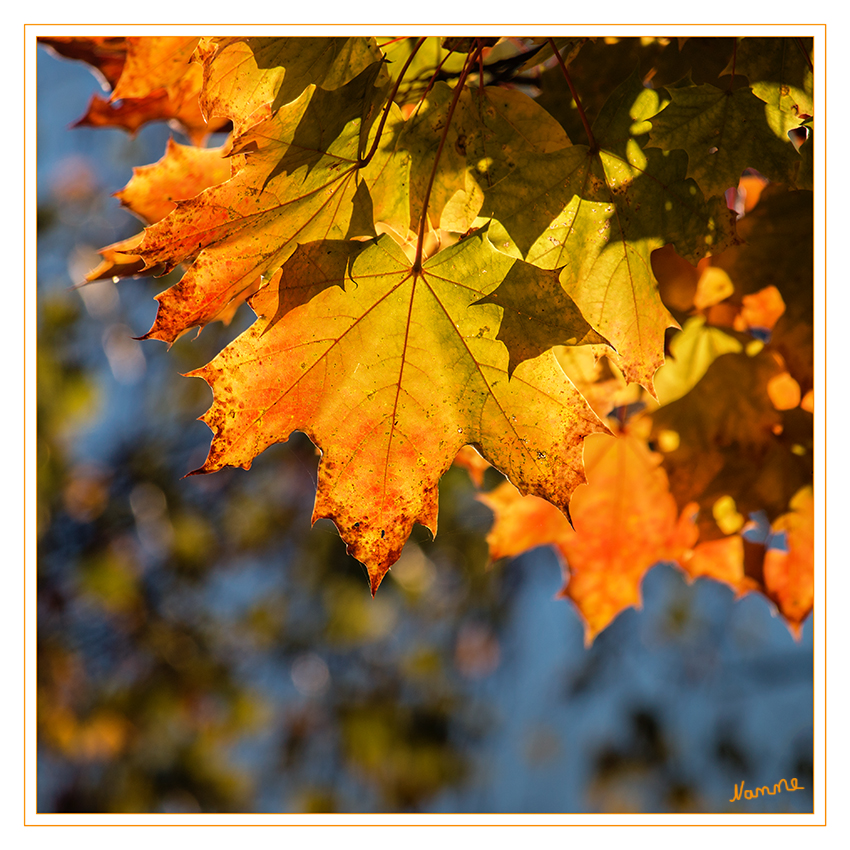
359, 37, 427, 167
412, 41, 484, 273
549, 38, 595, 150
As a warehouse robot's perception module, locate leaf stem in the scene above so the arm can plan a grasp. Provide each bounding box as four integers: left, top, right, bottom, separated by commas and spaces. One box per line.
727, 38, 738, 91
549, 38, 595, 150
412, 43, 482, 273
796, 37, 814, 72
411, 47, 456, 118
360, 37, 426, 167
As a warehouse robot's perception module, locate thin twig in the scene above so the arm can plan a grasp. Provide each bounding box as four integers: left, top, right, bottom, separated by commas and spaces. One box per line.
796, 37, 814, 73
413, 43, 483, 273
728, 38, 738, 91
548, 38, 594, 150
360, 37, 427, 166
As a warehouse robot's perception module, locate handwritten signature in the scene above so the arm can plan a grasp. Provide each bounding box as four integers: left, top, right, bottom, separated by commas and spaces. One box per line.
730, 777, 805, 802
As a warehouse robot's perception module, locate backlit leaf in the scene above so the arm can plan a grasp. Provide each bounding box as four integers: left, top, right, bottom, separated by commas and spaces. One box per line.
188, 233, 608, 591
728, 37, 814, 136
111, 36, 201, 100
474, 262, 609, 377
652, 317, 743, 406
116, 138, 233, 225
648, 82, 803, 196
64, 34, 813, 635
199, 36, 384, 135
651, 348, 811, 537
484, 74, 737, 391
398, 83, 570, 233
481, 432, 693, 644
135, 64, 403, 343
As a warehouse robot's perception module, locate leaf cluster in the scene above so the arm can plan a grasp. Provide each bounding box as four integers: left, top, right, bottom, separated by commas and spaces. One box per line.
46, 34, 814, 638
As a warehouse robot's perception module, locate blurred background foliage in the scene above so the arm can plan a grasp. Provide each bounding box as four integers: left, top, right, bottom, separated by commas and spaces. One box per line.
36, 38, 813, 815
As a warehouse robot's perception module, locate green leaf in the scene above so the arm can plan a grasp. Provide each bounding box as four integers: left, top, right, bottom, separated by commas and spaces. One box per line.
648, 82, 803, 196
482, 138, 735, 390
474, 261, 610, 377
653, 316, 743, 406
727, 36, 814, 136
396, 83, 570, 233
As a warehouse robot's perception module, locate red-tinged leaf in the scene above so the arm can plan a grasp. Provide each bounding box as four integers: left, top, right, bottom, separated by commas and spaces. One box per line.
134, 63, 405, 344
116, 138, 234, 225
199, 36, 384, 136
187, 232, 608, 593
481, 432, 690, 644
38, 36, 128, 89
73, 86, 227, 147
62, 36, 228, 146
111, 37, 202, 100
73, 92, 173, 135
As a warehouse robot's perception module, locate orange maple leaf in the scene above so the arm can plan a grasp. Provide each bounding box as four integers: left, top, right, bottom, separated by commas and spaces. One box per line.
70, 36, 228, 145
116, 138, 233, 226
763, 487, 815, 637
481, 431, 693, 644
187, 232, 608, 593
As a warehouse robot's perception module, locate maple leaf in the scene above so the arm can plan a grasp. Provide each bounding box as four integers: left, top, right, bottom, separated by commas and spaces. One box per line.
66, 35, 814, 636
647, 81, 803, 197
712, 185, 814, 395
198, 36, 384, 136
481, 432, 693, 644
452, 446, 491, 488
85, 233, 154, 283
473, 263, 609, 377
727, 37, 814, 138
66, 36, 229, 145
115, 138, 233, 225
379, 38, 466, 107
110, 37, 202, 99
677, 533, 761, 598
396, 82, 570, 233
552, 347, 637, 422
735, 286, 786, 335
134, 63, 406, 343
187, 232, 608, 592
652, 316, 743, 407
482, 73, 737, 391
38, 36, 127, 89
